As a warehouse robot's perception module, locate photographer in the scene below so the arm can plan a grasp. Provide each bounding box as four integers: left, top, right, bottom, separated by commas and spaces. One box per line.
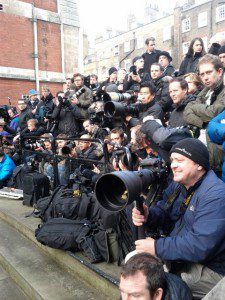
126, 82, 163, 128
51, 91, 83, 137
83, 119, 108, 141
124, 56, 151, 92
17, 99, 33, 132
70, 73, 93, 119
20, 119, 45, 139
132, 138, 225, 298
35, 85, 55, 123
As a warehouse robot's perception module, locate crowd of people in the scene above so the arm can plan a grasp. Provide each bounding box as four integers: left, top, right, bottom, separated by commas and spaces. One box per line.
1, 35, 225, 299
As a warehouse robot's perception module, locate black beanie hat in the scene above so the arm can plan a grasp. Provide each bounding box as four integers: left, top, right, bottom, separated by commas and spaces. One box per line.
218, 45, 225, 55
108, 67, 117, 76
170, 138, 210, 171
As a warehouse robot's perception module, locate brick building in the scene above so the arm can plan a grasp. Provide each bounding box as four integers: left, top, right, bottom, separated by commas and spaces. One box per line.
84, 0, 225, 80
0, 0, 80, 105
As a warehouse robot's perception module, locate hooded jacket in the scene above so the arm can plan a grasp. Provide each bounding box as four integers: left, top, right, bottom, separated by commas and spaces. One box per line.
0, 154, 16, 181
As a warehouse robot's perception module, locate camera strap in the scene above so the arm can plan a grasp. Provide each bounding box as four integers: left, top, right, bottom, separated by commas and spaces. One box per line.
163, 187, 195, 214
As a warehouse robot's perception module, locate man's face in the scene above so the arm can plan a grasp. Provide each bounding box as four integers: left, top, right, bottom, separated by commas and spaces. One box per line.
169, 82, 187, 104
42, 89, 50, 98
27, 122, 36, 131
158, 55, 169, 68
120, 272, 154, 300
219, 53, 225, 68
83, 121, 93, 134
139, 87, 154, 104
57, 140, 66, 149
146, 41, 155, 53
30, 95, 37, 101
90, 76, 97, 85
8, 109, 14, 118
110, 133, 123, 146
109, 72, 118, 82
66, 79, 72, 89
79, 140, 91, 151
199, 63, 223, 89
135, 59, 144, 70
18, 103, 27, 111
74, 76, 83, 88
44, 141, 52, 150
151, 65, 162, 80
170, 153, 201, 188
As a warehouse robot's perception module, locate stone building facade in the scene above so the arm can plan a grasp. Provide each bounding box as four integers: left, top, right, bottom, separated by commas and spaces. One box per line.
84, 0, 225, 81
0, 0, 80, 105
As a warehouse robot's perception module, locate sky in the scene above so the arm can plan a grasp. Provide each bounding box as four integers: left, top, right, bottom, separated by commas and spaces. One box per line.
77, 0, 177, 41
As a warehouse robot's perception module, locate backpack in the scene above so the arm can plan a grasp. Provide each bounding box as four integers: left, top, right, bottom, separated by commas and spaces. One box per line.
35, 218, 92, 251
8, 165, 27, 189
22, 171, 50, 206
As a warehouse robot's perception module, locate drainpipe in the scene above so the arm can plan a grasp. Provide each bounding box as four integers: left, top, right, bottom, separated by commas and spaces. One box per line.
32, 5, 39, 91
57, 0, 65, 77
119, 32, 136, 67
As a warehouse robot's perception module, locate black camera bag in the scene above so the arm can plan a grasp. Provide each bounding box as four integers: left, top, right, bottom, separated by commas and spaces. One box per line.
35, 218, 92, 251
22, 171, 50, 207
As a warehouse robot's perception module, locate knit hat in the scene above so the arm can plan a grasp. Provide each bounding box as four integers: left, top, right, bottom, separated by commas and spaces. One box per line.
158, 51, 172, 62
28, 89, 39, 96
108, 67, 118, 76
218, 45, 225, 55
170, 138, 210, 171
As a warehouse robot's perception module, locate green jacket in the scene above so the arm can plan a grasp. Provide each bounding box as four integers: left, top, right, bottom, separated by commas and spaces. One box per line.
183, 78, 225, 128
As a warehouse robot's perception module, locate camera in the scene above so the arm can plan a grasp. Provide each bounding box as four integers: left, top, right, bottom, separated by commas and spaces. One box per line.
74, 87, 86, 98
102, 91, 136, 103
104, 101, 139, 118
24, 140, 44, 151
61, 142, 75, 155
88, 108, 105, 124
130, 65, 137, 75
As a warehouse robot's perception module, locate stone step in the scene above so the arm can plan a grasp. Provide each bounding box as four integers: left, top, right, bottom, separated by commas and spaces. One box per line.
0, 265, 29, 300
0, 198, 120, 299
0, 218, 102, 300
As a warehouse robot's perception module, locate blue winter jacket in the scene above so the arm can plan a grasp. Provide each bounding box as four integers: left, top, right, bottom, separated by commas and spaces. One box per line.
208, 110, 225, 151
150, 170, 225, 275
0, 154, 16, 181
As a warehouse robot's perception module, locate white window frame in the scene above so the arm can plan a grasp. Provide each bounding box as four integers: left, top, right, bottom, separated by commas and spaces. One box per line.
182, 17, 191, 33
198, 11, 207, 28
182, 41, 190, 55
216, 4, 225, 22
124, 41, 130, 53
163, 27, 171, 42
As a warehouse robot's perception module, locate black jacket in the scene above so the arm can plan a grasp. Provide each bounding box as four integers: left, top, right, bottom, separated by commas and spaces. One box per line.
52, 103, 82, 137
163, 64, 175, 76
178, 52, 203, 76
129, 99, 164, 127
168, 95, 196, 128
123, 70, 151, 92
36, 93, 55, 119
142, 50, 161, 73
18, 107, 33, 131
152, 76, 173, 112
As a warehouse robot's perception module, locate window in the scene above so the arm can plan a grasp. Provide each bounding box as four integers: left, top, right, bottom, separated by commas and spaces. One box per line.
198, 11, 207, 28
124, 41, 130, 53
182, 41, 190, 54
163, 27, 171, 41
114, 45, 119, 56
182, 18, 191, 33
216, 5, 225, 22
136, 36, 143, 49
